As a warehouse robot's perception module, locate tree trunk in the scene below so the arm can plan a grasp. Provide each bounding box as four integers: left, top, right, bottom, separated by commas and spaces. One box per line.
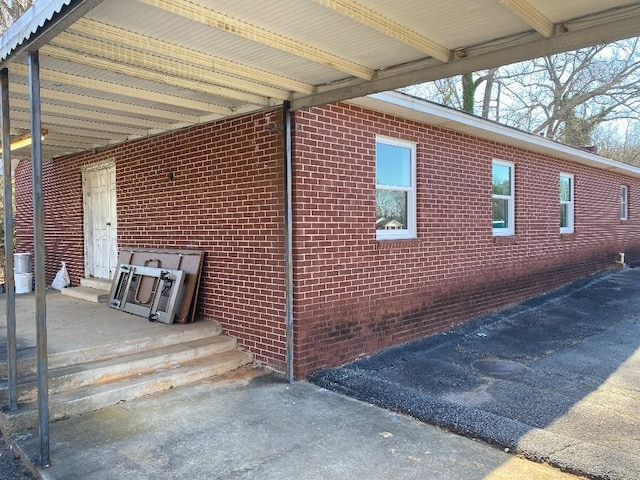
462, 73, 475, 114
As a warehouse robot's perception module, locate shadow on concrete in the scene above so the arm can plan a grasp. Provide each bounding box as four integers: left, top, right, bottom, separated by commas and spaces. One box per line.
310, 268, 640, 480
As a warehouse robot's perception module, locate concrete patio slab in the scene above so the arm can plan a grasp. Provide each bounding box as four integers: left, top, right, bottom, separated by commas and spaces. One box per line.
12, 369, 583, 480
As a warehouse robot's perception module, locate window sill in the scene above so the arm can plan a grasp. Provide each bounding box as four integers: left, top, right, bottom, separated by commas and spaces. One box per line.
492, 235, 518, 245
376, 238, 421, 250
560, 232, 576, 240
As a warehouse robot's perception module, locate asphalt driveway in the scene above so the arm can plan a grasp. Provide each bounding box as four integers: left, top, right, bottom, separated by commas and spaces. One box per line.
311, 268, 640, 480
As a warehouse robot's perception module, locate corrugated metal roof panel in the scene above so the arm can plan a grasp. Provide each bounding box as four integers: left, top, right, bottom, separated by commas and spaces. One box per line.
363, 0, 530, 49
534, 0, 639, 22
0, 0, 73, 61
85, 0, 366, 84
10, 56, 245, 110
1, 0, 640, 160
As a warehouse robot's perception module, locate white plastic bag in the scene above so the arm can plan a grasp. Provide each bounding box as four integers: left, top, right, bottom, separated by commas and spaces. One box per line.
51, 261, 70, 290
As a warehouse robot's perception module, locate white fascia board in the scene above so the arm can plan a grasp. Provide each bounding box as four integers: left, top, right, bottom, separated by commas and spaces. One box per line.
349, 91, 640, 180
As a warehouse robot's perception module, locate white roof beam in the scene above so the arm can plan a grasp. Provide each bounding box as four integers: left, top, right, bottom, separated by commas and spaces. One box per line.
9, 96, 175, 131
9, 109, 149, 136
313, 0, 450, 63
139, 0, 375, 80
292, 5, 640, 110
9, 119, 130, 141
40, 132, 113, 147
40, 44, 268, 107
498, 0, 555, 38
47, 34, 279, 104
29, 145, 86, 158
8, 82, 199, 123
43, 136, 98, 149
70, 18, 315, 96
9, 63, 233, 115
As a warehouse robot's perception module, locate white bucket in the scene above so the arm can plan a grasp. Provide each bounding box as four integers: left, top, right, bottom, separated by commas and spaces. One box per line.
14, 253, 32, 274
15, 272, 33, 294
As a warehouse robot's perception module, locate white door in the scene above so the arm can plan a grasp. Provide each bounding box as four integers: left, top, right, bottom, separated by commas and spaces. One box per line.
83, 161, 117, 279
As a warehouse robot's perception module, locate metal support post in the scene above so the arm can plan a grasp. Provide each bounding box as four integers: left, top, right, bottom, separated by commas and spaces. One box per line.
1, 68, 17, 411
283, 101, 294, 383
28, 50, 50, 468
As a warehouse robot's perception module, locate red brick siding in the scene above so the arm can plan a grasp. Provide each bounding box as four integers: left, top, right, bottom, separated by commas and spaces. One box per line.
14, 101, 640, 378
14, 159, 85, 282
291, 103, 640, 377
14, 109, 287, 371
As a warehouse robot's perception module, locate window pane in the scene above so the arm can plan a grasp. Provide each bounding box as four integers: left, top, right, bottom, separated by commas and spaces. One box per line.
560, 176, 572, 201
492, 198, 509, 229
376, 142, 411, 187
376, 189, 407, 230
560, 204, 568, 228
492, 163, 511, 195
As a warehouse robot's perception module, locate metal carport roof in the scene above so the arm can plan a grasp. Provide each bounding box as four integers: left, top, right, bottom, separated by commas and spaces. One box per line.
1, 0, 640, 159
3, 0, 640, 466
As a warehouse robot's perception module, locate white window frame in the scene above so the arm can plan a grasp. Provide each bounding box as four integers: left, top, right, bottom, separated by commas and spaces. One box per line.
620, 185, 628, 220
560, 173, 574, 234
375, 136, 417, 240
492, 159, 515, 236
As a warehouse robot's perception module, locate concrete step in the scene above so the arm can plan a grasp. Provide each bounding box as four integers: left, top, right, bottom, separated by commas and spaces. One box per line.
0, 349, 253, 435
60, 286, 110, 303
0, 311, 253, 435
80, 277, 112, 291
0, 320, 223, 378
0, 335, 238, 403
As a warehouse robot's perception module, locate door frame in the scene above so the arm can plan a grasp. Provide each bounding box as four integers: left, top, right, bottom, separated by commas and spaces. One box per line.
82, 159, 117, 279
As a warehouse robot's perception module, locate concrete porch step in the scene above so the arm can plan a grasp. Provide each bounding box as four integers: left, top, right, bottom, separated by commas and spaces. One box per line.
0, 293, 253, 437
0, 335, 239, 404
0, 348, 252, 435
79, 277, 112, 291
0, 320, 223, 378
59, 277, 112, 303
60, 286, 110, 303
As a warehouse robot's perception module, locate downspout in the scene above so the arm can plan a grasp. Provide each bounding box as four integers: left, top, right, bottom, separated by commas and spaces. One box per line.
283, 101, 294, 383
1, 68, 18, 411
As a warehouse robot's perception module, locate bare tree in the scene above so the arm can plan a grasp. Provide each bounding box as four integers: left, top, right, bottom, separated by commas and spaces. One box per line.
461, 69, 499, 117
402, 38, 640, 163
594, 121, 640, 167
403, 69, 497, 118
506, 39, 640, 145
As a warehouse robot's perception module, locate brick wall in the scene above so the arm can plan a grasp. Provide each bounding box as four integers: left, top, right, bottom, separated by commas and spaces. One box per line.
14, 100, 640, 378
15, 108, 288, 371
291, 103, 640, 377
14, 157, 85, 283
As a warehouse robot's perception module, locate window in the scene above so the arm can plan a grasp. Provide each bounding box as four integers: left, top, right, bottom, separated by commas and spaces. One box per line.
560, 173, 574, 233
621, 185, 628, 220
376, 136, 416, 240
492, 160, 514, 236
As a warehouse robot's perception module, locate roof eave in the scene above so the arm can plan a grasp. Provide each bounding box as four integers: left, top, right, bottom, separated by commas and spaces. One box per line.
0, 0, 104, 68
349, 91, 640, 180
